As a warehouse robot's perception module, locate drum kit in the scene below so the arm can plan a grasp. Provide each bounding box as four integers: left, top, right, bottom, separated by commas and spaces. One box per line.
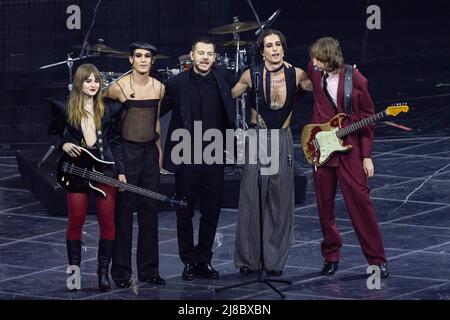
207, 17, 259, 131
209, 17, 258, 78
155, 17, 258, 82
39, 39, 169, 91
40, 18, 258, 129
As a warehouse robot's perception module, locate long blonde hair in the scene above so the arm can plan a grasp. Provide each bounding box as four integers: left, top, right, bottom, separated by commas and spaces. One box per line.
67, 64, 105, 128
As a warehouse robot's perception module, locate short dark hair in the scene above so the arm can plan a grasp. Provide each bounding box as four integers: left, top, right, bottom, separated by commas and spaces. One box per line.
257, 29, 287, 53
191, 37, 216, 52
129, 41, 158, 57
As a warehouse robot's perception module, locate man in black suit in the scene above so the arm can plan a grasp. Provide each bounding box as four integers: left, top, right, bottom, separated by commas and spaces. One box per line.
160, 37, 235, 280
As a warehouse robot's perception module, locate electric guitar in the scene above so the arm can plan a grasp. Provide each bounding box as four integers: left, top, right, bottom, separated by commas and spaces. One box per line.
56, 146, 187, 208
301, 104, 409, 168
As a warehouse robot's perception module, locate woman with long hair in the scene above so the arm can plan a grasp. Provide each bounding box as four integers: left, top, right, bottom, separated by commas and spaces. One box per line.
48, 63, 125, 291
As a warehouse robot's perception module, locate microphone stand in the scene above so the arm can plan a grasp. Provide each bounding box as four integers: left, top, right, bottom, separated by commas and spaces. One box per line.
215, 2, 291, 299
38, 0, 103, 168
79, 0, 103, 59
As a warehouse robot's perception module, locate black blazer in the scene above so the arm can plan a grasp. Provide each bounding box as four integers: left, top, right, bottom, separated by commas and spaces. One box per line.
160, 65, 236, 173
48, 97, 123, 177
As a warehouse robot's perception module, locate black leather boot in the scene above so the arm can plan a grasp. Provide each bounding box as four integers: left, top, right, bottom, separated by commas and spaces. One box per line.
97, 239, 114, 292
66, 240, 82, 291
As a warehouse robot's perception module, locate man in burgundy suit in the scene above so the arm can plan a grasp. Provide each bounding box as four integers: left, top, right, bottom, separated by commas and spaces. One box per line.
307, 37, 388, 278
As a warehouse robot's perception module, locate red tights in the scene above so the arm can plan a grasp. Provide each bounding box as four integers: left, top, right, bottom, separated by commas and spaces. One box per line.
66, 184, 117, 240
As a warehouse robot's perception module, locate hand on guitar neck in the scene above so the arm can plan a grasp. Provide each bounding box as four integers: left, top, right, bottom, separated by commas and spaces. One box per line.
118, 174, 127, 191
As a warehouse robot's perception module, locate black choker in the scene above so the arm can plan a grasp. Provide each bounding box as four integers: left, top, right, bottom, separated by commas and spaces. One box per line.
265, 64, 284, 73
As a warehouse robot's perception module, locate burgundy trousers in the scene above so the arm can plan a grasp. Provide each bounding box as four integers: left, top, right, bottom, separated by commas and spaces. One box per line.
313, 158, 386, 265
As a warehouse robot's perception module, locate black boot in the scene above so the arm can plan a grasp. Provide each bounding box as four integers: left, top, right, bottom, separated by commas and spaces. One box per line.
97, 239, 114, 292
66, 240, 82, 291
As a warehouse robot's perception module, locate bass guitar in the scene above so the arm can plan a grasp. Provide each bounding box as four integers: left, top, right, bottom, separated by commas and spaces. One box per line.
56, 146, 187, 208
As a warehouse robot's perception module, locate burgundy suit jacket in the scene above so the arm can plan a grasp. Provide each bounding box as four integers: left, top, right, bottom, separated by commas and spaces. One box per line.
307, 62, 375, 167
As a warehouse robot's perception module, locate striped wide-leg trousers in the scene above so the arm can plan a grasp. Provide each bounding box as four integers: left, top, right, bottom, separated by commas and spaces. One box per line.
234, 128, 295, 272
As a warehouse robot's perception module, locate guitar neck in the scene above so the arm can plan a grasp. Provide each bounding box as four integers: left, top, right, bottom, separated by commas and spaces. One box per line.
66, 165, 168, 202
91, 173, 168, 202
336, 110, 387, 138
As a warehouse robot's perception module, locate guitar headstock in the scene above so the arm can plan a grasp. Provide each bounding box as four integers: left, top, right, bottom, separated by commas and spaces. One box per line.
386, 103, 409, 116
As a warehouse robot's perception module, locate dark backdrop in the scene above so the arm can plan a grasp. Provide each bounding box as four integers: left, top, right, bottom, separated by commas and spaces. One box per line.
1, 0, 449, 144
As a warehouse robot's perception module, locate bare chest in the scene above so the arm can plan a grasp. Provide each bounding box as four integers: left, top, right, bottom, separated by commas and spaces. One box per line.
119, 78, 160, 101
80, 114, 97, 147
262, 70, 287, 109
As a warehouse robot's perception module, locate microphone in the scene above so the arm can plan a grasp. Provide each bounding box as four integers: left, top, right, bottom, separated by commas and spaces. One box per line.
255, 9, 281, 36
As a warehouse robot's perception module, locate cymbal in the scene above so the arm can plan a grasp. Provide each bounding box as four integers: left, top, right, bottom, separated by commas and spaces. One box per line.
107, 53, 169, 59
100, 71, 124, 78
72, 43, 126, 55
217, 39, 254, 47
178, 54, 190, 62
208, 21, 259, 34
155, 54, 169, 59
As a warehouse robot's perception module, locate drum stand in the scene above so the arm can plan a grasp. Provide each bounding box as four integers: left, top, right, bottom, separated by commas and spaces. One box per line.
231, 23, 247, 130
40, 52, 90, 92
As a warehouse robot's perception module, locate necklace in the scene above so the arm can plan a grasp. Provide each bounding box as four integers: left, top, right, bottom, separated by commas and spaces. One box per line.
265, 63, 284, 73
130, 72, 152, 99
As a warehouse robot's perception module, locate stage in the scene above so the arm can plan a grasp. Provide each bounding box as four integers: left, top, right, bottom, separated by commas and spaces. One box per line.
1, 0, 450, 306
15, 147, 308, 215
2, 136, 450, 300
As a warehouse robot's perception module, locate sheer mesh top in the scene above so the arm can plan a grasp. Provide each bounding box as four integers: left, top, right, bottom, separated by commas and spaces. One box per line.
120, 99, 159, 143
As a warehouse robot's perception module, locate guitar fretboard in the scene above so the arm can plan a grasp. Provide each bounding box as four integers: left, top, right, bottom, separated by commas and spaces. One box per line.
62, 163, 168, 202
336, 110, 387, 138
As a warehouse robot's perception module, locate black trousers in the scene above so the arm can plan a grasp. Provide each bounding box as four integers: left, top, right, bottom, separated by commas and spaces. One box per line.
111, 141, 160, 281
175, 165, 224, 264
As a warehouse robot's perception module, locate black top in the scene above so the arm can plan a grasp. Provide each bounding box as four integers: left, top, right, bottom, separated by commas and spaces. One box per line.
189, 69, 227, 134
188, 69, 228, 171
48, 97, 123, 177
120, 99, 159, 143
250, 64, 296, 129
160, 65, 236, 174
115, 82, 160, 144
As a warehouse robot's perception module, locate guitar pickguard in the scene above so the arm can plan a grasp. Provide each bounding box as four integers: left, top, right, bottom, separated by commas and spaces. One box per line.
300, 113, 352, 166
301, 104, 409, 167
315, 129, 351, 165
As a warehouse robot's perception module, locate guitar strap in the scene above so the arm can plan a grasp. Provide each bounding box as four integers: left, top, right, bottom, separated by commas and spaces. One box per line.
344, 64, 353, 115
324, 65, 353, 115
